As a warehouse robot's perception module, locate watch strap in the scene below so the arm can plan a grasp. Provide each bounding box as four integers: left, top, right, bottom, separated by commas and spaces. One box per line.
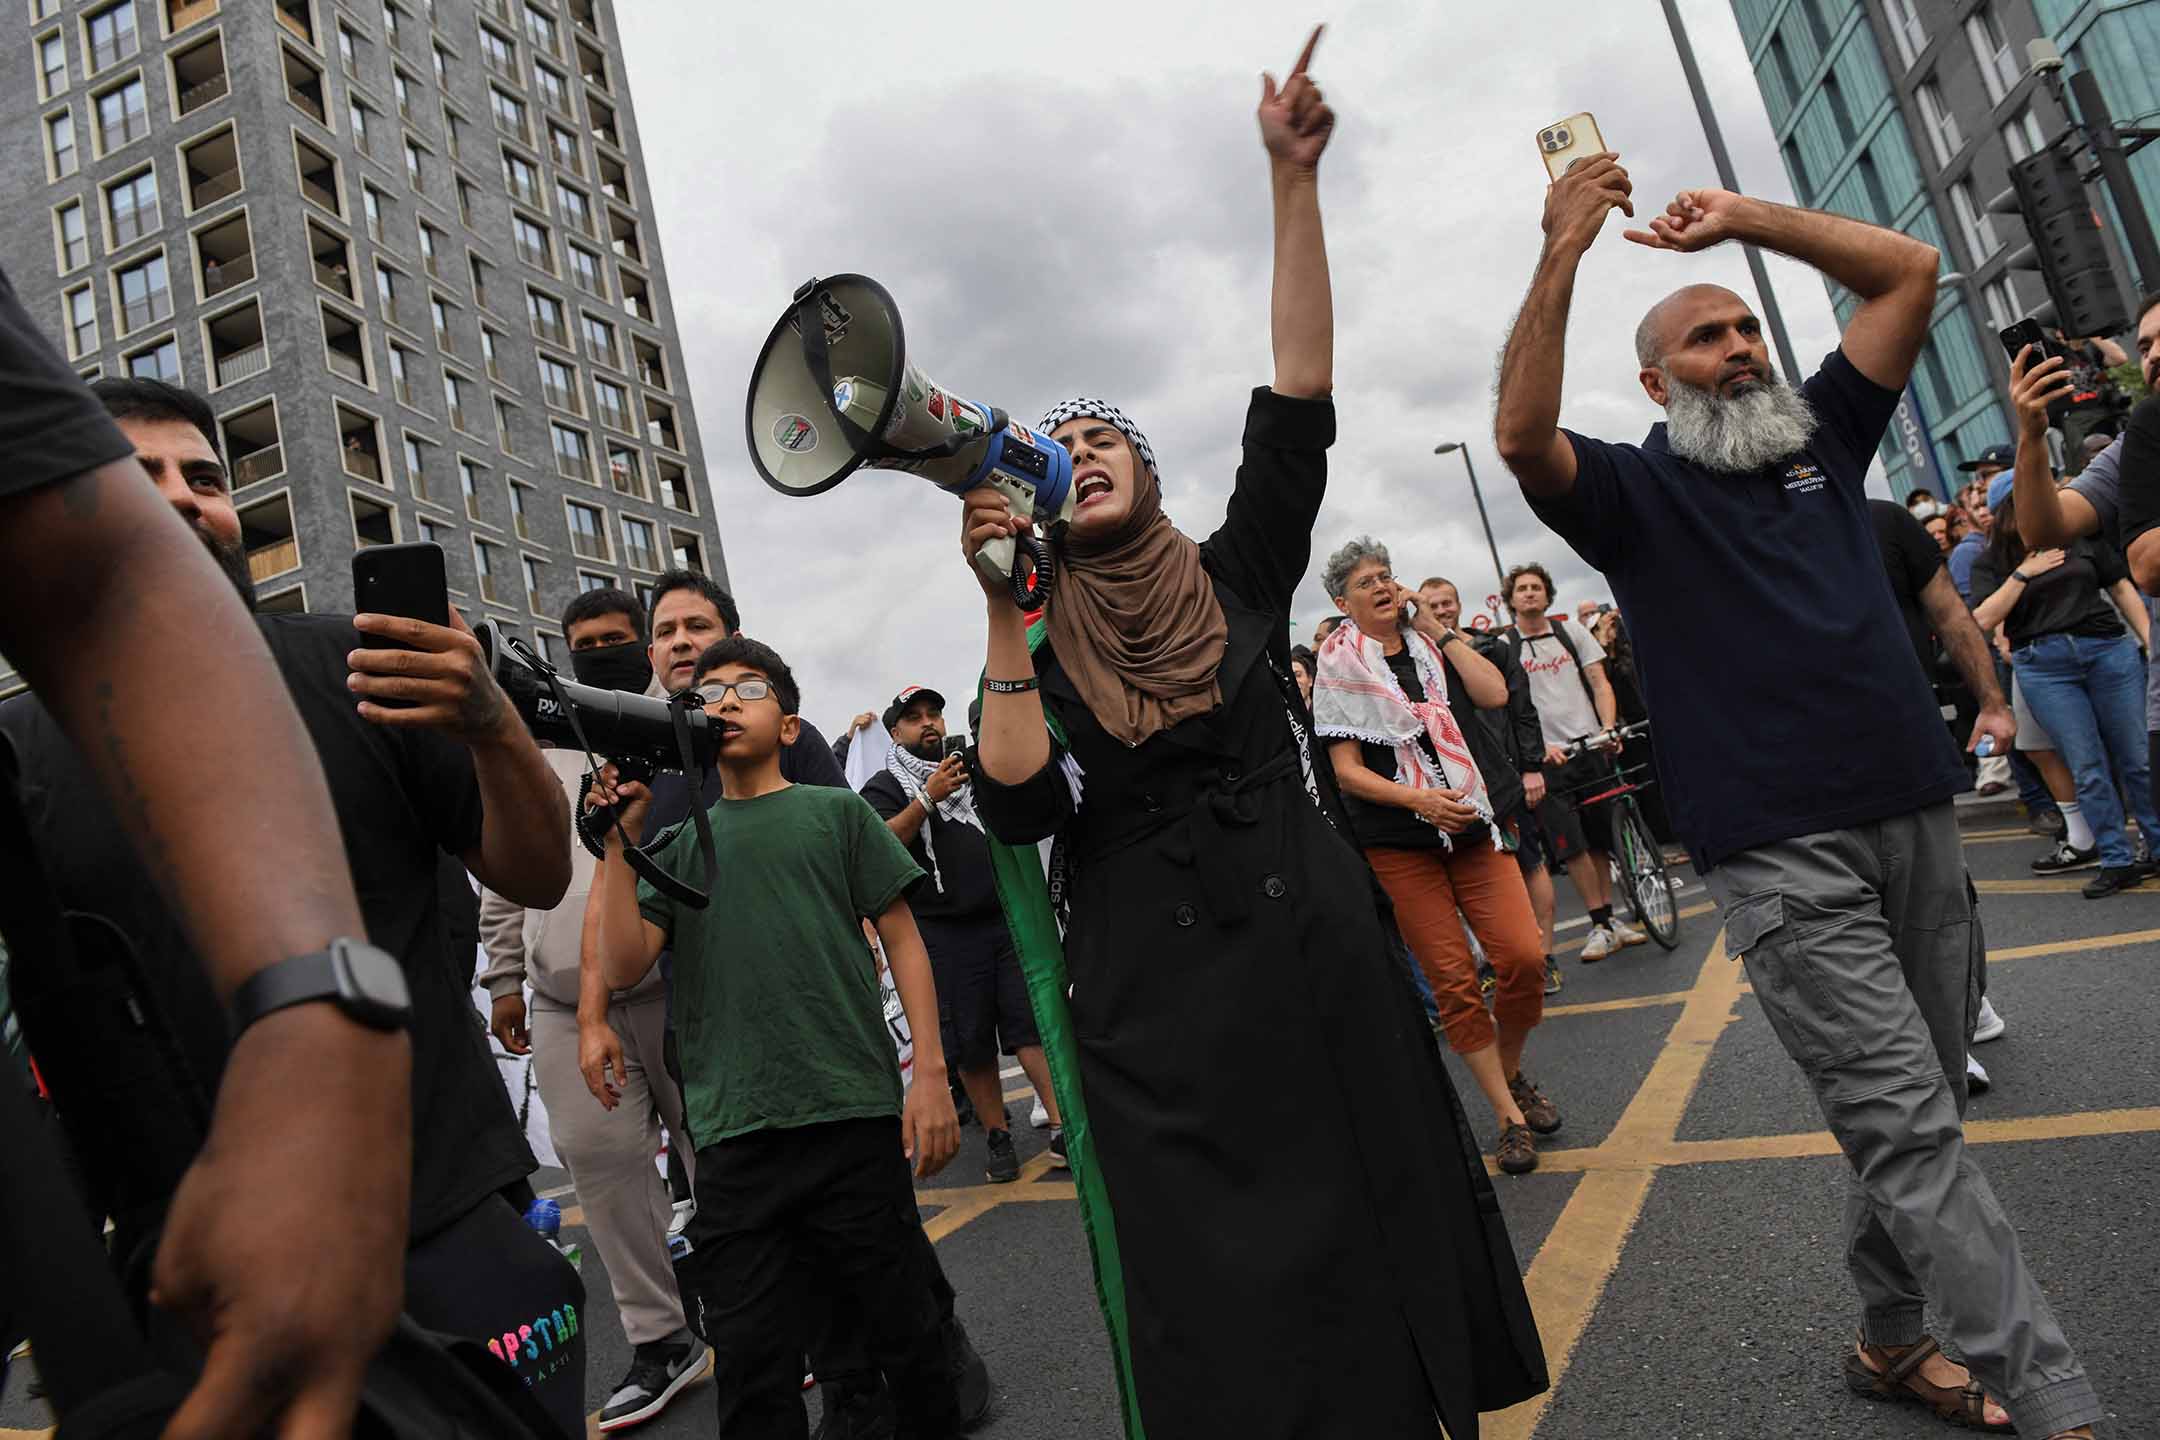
229, 939, 411, 1036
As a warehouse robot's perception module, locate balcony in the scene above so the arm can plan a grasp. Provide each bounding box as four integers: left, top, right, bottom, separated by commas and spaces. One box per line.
247, 537, 300, 582
644, 401, 680, 452
310, 225, 352, 297
326, 348, 367, 385
323, 305, 369, 385
587, 97, 620, 150
608, 452, 645, 499
634, 338, 667, 390
657, 461, 694, 514
242, 491, 300, 581
274, 0, 313, 45
543, 381, 578, 413
223, 400, 284, 486
567, 0, 597, 34
297, 139, 340, 215
532, 314, 567, 347
351, 493, 395, 545
595, 397, 630, 433
575, 40, 608, 94
670, 532, 705, 573
567, 526, 607, 562
214, 341, 269, 387
342, 442, 381, 482
232, 443, 283, 486
619, 272, 654, 324
284, 52, 328, 125
505, 171, 542, 207
166, 0, 219, 35
179, 69, 229, 115
197, 215, 254, 298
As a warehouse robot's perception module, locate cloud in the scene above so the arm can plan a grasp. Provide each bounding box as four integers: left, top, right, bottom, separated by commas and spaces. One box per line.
616, 0, 1857, 738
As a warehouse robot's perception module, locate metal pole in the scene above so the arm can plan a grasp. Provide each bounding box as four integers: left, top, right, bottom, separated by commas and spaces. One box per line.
1457, 448, 1509, 601
1657, 0, 1806, 384
2068, 67, 2160, 295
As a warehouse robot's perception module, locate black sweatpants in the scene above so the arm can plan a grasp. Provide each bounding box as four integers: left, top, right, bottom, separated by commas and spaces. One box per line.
683, 1117, 958, 1439
403, 1192, 588, 1439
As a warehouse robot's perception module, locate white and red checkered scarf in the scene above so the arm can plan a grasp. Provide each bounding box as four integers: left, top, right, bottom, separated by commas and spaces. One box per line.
1312, 620, 1494, 847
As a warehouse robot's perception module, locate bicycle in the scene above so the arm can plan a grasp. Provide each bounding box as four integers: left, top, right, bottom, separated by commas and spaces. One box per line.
1553, 721, 1681, 950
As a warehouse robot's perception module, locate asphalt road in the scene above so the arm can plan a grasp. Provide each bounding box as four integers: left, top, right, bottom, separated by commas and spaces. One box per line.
6, 795, 2154, 1438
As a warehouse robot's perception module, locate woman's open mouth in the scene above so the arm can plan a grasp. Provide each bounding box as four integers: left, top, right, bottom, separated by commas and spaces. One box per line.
1075, 470, 1113, 508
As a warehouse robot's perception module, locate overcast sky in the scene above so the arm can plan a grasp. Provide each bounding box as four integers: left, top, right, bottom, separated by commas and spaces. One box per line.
616, 0, 1867, 741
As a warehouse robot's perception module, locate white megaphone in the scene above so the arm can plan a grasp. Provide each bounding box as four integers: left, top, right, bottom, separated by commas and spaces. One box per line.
745, 274, 1075, 608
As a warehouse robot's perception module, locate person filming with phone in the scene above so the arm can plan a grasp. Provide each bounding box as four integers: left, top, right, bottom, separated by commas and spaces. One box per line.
1493, 146, 2098, 1437
862, 686, 1065, 1185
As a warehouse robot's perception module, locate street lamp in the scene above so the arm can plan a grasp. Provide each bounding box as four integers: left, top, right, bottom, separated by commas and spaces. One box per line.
1435, 441, 1508, 604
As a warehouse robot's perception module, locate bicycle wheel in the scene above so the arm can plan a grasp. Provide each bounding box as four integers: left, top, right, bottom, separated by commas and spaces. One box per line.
1616, 798, 1679, 949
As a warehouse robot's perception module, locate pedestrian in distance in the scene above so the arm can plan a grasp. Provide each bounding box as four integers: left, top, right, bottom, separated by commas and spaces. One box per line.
1492, 147, 2098, 1437
1314, 539, 1562, 1175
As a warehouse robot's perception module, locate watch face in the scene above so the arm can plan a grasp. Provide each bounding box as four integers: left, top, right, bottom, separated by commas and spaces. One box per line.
334, 941, 413, 1027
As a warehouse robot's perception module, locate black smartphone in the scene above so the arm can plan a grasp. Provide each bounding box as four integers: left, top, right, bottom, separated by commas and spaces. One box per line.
352, 541, 449, 649
943, 734, 969, 760
1999, 318, 2070, 424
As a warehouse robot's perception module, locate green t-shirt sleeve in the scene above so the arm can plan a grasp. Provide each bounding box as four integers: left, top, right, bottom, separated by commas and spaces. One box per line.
847, 792, 924, 919
633, 819, 691, 937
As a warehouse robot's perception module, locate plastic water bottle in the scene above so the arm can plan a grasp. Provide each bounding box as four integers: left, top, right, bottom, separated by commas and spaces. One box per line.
524, 1196, 580, 1267
1976, 735, 1996, 758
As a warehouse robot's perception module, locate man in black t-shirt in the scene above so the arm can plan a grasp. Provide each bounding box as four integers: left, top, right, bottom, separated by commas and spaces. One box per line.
1, 378, 591, 1436
1493, 161, 2095, 1437
861, 686, 1063, 1182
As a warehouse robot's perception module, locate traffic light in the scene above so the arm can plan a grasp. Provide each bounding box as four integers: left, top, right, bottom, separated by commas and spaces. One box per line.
1988, 149, 2127, 337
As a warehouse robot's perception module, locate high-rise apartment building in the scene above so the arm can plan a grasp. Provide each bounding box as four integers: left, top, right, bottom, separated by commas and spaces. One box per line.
2, 0, 727, 694
1729, 0, 2160, 496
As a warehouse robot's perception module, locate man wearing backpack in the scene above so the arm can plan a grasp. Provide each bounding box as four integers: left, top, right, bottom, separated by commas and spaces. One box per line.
1501, 563, 1647, 961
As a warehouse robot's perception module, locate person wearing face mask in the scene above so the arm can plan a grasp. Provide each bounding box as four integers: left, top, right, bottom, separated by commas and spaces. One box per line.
957, 27, 1544, 1438
477, 586, 713, 1433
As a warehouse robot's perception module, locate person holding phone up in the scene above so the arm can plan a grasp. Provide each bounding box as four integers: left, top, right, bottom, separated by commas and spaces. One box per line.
860, 685, 1064, 1188
1494, 151, 2097, 1437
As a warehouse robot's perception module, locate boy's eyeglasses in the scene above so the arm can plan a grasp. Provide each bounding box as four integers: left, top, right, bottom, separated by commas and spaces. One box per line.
697, 679, 772, 705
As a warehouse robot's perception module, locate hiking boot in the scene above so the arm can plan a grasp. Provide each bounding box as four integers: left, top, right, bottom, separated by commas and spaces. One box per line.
1508, 1073, 1562, 1135
1543, 959, 1563, 996
598, 1336, 712, 1431
1496, 1123, 1539, 1175
2082, 864, 2145, 899
984, 1128, 1019, 1184
1580, 926, 1617, 962
2030, 841, 2099, 874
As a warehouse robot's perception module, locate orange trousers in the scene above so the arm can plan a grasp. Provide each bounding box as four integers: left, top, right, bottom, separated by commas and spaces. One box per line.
1367, 842, 1546, 1056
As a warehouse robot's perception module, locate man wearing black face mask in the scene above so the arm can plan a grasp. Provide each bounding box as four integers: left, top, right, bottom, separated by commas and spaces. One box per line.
477, 587, 712, 1432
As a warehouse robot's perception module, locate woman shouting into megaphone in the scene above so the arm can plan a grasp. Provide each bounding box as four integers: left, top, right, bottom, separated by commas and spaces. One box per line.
957, 26, 1545, 1440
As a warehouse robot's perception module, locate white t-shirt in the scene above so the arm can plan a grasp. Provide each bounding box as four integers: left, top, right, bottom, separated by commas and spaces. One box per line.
1516, 620, 1607, 749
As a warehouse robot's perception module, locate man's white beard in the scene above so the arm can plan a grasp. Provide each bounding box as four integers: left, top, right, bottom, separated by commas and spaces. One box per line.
1662, 368, 1819, 473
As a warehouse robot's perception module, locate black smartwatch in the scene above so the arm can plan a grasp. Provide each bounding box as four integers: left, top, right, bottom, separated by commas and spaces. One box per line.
230, 938, 412, 1037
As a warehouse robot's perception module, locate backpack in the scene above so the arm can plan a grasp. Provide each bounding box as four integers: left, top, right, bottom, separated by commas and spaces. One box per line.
1503, 616, 1601, 716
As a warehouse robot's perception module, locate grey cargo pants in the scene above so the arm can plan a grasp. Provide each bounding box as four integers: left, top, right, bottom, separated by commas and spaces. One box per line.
1705, 803, 2100, 1437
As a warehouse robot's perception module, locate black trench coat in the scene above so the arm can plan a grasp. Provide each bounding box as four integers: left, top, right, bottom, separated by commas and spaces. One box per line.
975, 390, 1545, 1438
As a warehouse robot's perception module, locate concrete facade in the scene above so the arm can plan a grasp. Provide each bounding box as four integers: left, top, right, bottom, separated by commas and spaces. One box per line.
1729, 0, 2158, 496
2, 0, 729, 691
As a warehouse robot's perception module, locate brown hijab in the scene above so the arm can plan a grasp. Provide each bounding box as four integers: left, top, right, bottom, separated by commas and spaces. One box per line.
1038, 398, 1228, 748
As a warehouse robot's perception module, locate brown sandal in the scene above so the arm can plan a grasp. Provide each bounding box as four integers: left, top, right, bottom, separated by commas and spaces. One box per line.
1843, 1335, 2013, 1431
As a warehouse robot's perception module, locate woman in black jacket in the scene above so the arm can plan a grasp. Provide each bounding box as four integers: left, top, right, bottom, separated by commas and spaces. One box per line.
958, 29, 1542, 1439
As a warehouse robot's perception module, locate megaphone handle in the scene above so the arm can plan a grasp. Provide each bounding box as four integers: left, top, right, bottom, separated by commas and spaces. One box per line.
975, 532, 1050, 610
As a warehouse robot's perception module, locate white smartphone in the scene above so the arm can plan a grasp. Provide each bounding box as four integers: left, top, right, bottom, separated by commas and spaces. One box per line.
1537, 112, 1609, 181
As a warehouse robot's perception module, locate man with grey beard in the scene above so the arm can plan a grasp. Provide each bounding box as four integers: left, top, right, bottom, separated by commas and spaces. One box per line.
1492, 157, 2098, 1439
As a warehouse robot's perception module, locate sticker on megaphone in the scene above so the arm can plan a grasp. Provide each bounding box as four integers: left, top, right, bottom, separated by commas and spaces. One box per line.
745, 273, 1076, 609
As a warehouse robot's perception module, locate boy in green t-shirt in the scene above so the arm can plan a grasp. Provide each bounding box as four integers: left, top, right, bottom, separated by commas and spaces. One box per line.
591, 635, 961, 1436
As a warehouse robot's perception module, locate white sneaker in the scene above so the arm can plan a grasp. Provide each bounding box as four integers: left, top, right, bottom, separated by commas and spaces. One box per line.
668, 1198, 695, 1240
1966, 1052, 1991, 1094
1030, 1096, 1050, 1129
1972, 996, 2006, 1044
1608, 917, 1649, 947
1580, 926, 1617, 962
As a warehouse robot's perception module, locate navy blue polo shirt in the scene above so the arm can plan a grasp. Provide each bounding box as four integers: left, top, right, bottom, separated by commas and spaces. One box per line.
1529, 348, 1966, 870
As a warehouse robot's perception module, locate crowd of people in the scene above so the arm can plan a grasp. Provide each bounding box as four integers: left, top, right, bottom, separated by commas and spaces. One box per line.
8, 15, 2158, 1440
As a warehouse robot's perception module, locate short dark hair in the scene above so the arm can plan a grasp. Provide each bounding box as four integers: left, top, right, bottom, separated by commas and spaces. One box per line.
690, 635, 799, 715
89, 377, 221, 461
648, 568, 739, 635
1418, 576, 1456, 593
1503, 562, 1555, 613
2138, 291, 2160, 329
1289, 644, 1316, 672
560, 585, 645, 641
1313, 615, 1344, 641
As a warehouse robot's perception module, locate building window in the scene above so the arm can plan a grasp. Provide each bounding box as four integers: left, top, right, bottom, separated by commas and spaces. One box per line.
39, 31, 68, 96
523, 3, 558, 57
512, 213, 552, 271
1883, 0, 1925, 69
403, 435, 430, 498
502, 149, 541, 205
1950, 176, 2000, 261
481, 324, 504, 380
126, 334, 181, 382
362, 183, 387, 241
1966, 5, 2018, 105
555, 182, 593, 237
1916, 81, 1961, 170
115, 252, 171, 333
535, 63, 568, 114
338, 22, 360, 74
564, 499, 607, 560
472, 538, 501, 602
349, 96, 373, 153
85, 2, 139, 73
431, 294, 456, 352
375, 261, 404, 328
494, 395, 519, 454
47, 110, 78, 177
539, 353, 579, 412
478, 24, 515, 78
577, 571, 611, 594
105, 168, 159, 248
580, 311, 616, 367
95, 76, 149, 152
403, 136, 426, 190
460, 456, 484, 520
1981, 276, 2020, 331
521, 553, 544, 613
593, 376, 629, 432
389, 342, 414, 404
2002, 106, 2045, 163
528, 287, 567, 343
508, 480, 532, 537
65, 285, 99, 357
620, 515, 657, 572
567, 243, 605, 298
443, 369, 471, 430
56, 200, 89, 271
418, 221, 443, 278
431, 41, 449, 87
550, 421, 591, 481
489, 86, 528, 142
392, 66, 413, 116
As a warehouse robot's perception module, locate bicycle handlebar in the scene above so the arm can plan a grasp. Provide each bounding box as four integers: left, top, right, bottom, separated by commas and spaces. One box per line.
1557, 720, 1653, 761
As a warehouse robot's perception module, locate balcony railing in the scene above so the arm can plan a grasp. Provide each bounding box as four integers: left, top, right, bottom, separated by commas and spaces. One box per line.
622, 293, 653, 324
178, 72, 229, 115
609, 462, 643, 497
532, 317, 567, 346
542, 382, 577, 412
288, 86, 327, 125
568, 531, 607, 561
478, 574, 502, 604
232, 445, 284, 486
506, 174, 541, 206
215, 342, 269, 386
341, 446, 382, 481
482, 51, 517, 82
168, 0, 219, 34
447, 404, 468, 432
301, 175, 339, 212
91, 33, 139, 72
274, 6, 310, 42
314, 259, 351, 293
105, 111, 151, 148
638, 362, 667, 390
512, 508, 531, 539
121, 290, 171, 332
595, 401, 629, 433
247, 538, 299, 581
554, 451, 588, 482
646, 421, 679, 451
326, 349, 368, 385
661, 477, 694, 512
201, 252, 253, 297
192, 167, 241, 206
394, 379, 415, 407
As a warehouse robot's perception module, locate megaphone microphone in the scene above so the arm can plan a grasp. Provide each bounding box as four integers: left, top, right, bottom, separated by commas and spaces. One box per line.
745, 274, 1074, 608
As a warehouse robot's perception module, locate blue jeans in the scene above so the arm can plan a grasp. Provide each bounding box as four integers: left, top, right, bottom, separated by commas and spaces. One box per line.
2013, 631, 2158, 868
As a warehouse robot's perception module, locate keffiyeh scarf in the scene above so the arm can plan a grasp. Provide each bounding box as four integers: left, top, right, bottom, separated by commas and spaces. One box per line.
890, 743, 982, 893
1312, 621, 1496, 848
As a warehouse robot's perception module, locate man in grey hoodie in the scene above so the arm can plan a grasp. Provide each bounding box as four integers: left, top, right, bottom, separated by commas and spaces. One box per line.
479, 586, 709, 1432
